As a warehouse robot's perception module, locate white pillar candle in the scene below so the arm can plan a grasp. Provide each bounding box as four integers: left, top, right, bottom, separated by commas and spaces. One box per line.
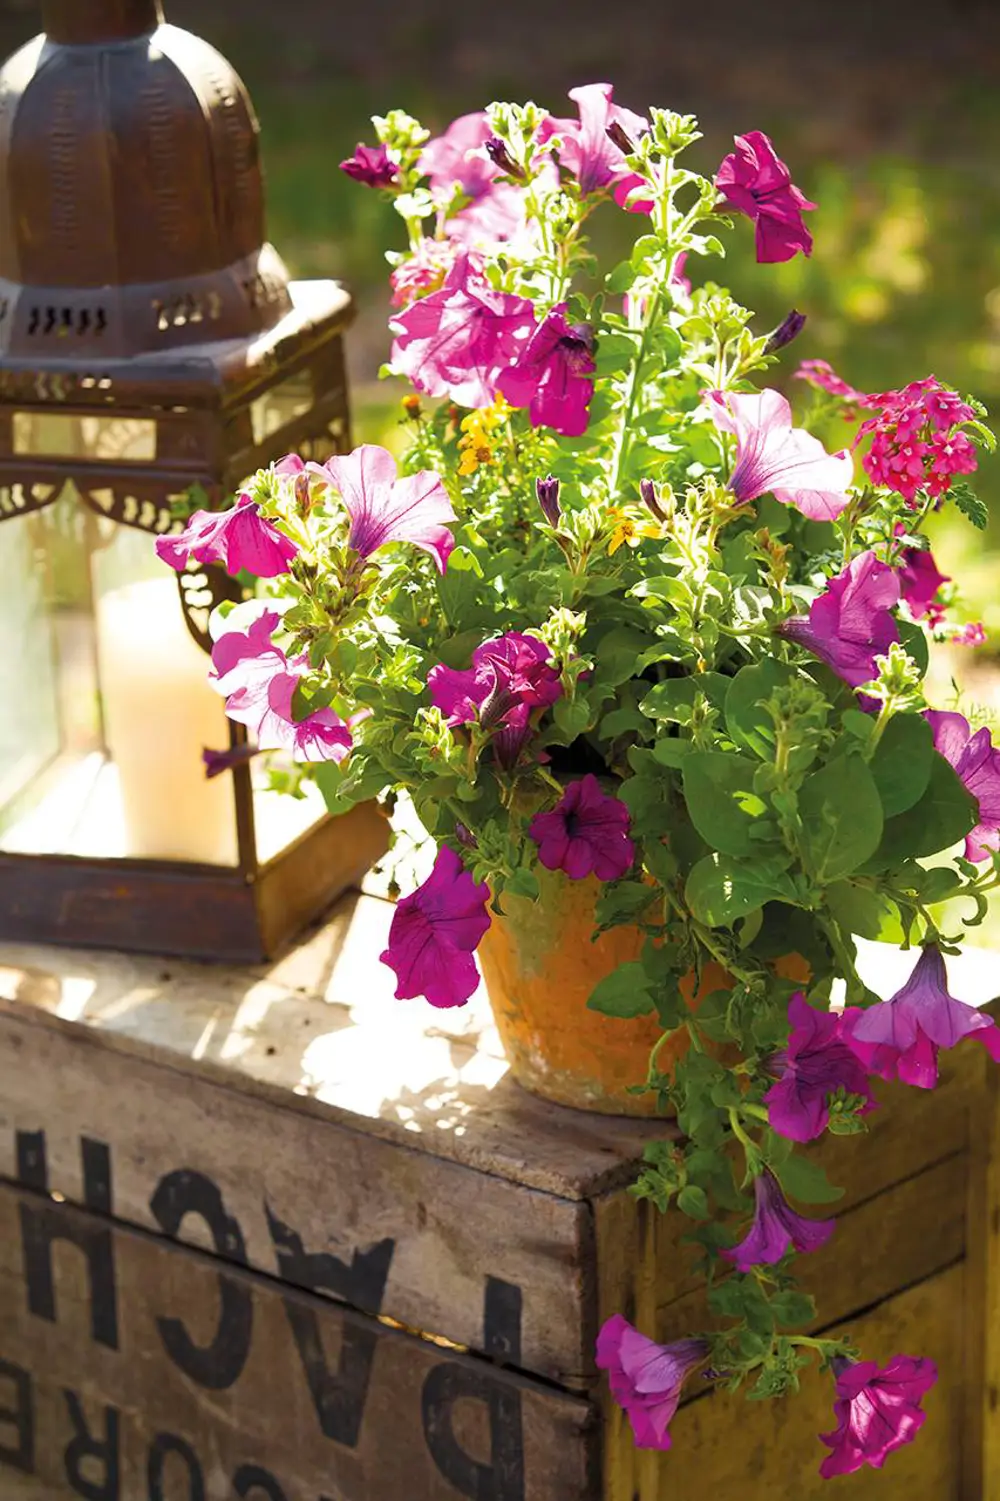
95, 577, 240, 866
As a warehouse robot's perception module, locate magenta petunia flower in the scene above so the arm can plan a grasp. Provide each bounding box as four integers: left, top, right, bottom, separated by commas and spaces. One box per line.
497, 306, 596, 437
848, 945, 1000, 1089
313, 444, 456, 574
596, 1315, 709, 1452
819, 1354, 937, 1478
897, 546, 949, 624
715, 130, 816, 263
428, 630, 563, 770
420, 111, 497, 202
722, 1168, 834, 1271
339, 142, 399, 189
764, 993, 876, 1143
379, 846, 491, 1009
778, 552, 900, 690
210, 611, 355, 764
156, 493, 298, 579
390, 237, 462, 309
705, 388, 853, 522
925, 709, 1000, 862
529, 774, 635, 881
540, 83, 648, 198
389, 253, 536, 410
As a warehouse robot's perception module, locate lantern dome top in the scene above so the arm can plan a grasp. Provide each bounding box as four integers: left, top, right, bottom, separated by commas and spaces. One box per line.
0, 0, 293, 359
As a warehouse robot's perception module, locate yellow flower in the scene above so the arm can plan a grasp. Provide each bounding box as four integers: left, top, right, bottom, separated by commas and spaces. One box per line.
607, 510, 661, 555
457, 393, 512, 476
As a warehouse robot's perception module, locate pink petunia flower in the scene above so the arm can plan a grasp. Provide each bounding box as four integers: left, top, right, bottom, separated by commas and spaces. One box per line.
420, 111, 497, 202
722, 1168, 834, 1271
715, 130, 816, 263
389, 254, 536, 410
529, 774, 635, 881
596, 1315, 709, 1452
210, 610, 356, 763
848, 945, 1000, 1089
952, 622, 987, 648
540, 83, 649, 199
390, 237, 463, 308
497, 305, 596, 436
311, 444, 456, 574
339, 142, 399, 189
857, 377, 978, 504
705, 388, 853, 522
156, 493, 298, 579
778, 552, 900, 690
428, 630, 563, 770
380, 846, 491, 1009
924, 710, 1000, 863
764, 994, 876, 1143
897, 546, 949, 624
819, 1354, 937, 1478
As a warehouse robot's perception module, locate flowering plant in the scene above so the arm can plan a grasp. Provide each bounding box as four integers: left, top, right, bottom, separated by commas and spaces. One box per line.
161, 89, 998, 1474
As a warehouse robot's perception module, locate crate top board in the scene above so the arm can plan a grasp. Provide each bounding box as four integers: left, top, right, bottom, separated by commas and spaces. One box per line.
0, 891, 997, 1393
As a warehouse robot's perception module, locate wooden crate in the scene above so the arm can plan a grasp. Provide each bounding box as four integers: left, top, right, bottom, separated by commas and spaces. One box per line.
0, 892, 997, 1499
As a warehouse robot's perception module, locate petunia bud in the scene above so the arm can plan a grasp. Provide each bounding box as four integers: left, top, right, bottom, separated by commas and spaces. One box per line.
536, 475, 561, 526
764, 308, 807, 354
202, 743, 261, 779
605, 120, 636, 154
485, 136, 525, 179
639, 477, 667, 521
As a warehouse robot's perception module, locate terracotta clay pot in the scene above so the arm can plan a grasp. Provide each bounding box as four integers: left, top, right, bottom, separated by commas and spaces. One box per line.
477, 863, 732, 1115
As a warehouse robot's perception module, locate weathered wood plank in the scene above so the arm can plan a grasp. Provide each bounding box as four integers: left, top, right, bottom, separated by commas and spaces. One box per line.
0, 1182, 597, 1501
0, 1006, 595, 1386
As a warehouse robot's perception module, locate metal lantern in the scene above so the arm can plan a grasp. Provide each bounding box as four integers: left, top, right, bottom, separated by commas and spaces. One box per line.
0, 0, 387, 960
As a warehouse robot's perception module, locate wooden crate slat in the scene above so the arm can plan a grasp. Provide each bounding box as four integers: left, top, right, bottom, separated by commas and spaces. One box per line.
0, 1002, 597, 1387
0, 1181, 597, 1501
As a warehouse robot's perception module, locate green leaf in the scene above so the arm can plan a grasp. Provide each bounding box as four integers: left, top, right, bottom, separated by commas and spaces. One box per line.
952, 479, 989, 529
652, 737, 693, 769
772, 1155, 845, 1204
685, 853, 791, 926
593, 880, 658, 931
505, 869, 540, 901
599, 706, 650, 739
677, 1185, 710, 1220
769, 1290, 817, 1327
874, 753, 978, 864
587, 962, 655, 1018
724, 659, 796, 759
870, 713, 934, 817
826, 881, 910, 943
640, 673, 729, 724
798, 754, 883, 883
682, 752, 774, 857
551, 696, 593, 742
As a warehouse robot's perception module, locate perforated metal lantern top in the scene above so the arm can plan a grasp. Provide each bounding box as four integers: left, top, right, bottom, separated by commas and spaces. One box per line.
0, 0, 293, 360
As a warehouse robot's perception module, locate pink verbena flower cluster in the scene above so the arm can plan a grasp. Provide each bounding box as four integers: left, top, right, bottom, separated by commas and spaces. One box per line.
857, 377, 978, 503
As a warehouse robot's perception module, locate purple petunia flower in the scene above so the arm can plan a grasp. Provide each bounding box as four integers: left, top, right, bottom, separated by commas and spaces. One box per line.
898, 547, 949, 624
722, 1168, 834, 1271
778, 552, 900, 691
529, 774, 635, 881
596, 1315, 709, 1451
428, 631, 563, 770
705, 388, 853, 522
847, 944, 1000, 1090
389, 254, 536, 410
497, 306, 596, 437
339, 142, 399, 189
156, 493, 298, 580
925, 709, 1000, 863
540, 83, 649, 198
715, 130, 816, 263
380, 846, 491, 1010
311, 444, 456, 575
210, 610, 356, 764
819, 1354, 937, 1478
764, 993, 876, 1142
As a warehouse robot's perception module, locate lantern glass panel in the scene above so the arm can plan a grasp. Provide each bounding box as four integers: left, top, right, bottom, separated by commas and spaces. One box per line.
249, 367, 314, 446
